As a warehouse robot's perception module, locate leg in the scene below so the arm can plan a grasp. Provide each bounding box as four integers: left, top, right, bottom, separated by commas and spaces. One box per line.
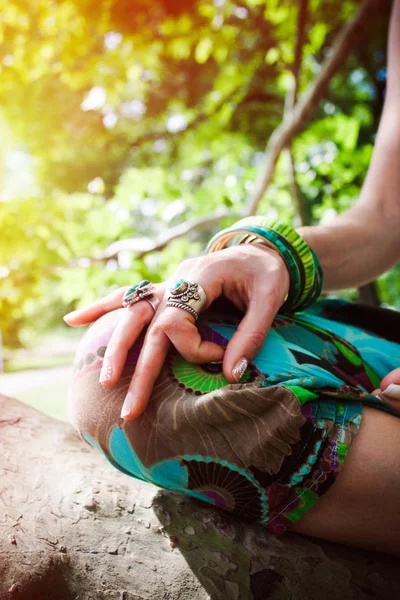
290, 406, 400, 556
68, 307, 400, 556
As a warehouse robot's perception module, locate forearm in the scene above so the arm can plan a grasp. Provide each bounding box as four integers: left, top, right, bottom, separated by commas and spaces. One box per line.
298, 203, 400, 291
298, 0, 400, 292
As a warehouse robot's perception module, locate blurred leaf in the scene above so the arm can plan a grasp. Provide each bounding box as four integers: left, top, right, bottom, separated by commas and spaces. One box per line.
195, 37, 214, 64
265, 47, 280, 64
0, 0, 396, 348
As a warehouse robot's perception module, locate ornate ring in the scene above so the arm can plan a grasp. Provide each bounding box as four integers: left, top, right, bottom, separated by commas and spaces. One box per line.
166, 279, 207, 321
122, 280, 156, 307
144, 295, 160, 314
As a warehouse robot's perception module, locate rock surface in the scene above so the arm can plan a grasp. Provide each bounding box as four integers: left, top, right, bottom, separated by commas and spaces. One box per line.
1, 394, 399, 600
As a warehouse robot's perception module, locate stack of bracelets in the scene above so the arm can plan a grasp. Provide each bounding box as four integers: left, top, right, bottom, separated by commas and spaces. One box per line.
206, 216, 323, 313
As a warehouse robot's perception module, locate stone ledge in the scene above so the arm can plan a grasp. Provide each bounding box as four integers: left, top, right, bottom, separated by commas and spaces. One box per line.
1, 394, 399, 600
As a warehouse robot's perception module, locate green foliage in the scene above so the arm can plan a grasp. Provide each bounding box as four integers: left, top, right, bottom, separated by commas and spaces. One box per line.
0, 0, 397, 348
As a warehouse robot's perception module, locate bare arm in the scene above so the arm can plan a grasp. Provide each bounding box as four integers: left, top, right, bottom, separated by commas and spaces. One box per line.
298, 0, 400, 291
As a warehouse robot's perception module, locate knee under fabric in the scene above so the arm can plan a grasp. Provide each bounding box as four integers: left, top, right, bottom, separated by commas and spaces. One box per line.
68, 300, 400, 535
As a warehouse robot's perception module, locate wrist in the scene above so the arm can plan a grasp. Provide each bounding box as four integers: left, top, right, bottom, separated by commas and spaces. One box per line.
206, 218, 323, 312
250, 243, 291, 299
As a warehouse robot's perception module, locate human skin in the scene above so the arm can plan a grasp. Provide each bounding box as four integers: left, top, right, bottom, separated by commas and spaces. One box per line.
297, 0, 400, 292
64, 244, 290, 416
276, 2, 400, 553
64, 1, 400, 419
63, 1, 400, 556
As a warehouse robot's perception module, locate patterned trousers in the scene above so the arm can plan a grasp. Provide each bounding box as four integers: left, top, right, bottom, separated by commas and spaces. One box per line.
68, 299, 400, 535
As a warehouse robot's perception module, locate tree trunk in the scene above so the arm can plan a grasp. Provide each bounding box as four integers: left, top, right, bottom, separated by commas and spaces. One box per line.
1, 394, 399, 600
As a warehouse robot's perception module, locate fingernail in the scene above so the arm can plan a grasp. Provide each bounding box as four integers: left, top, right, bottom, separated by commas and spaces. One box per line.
232, 357, 248, 382
63, 309, 80, 319
121, 392, 134, 419
63, 309, 84, 324
100, 357, 113, 383
381, 384, 400, 401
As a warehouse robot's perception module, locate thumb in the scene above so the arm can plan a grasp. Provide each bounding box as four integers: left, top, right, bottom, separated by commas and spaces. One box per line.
222, 291, 279, 384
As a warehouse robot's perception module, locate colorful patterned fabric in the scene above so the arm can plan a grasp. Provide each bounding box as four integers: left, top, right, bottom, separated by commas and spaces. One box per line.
68, 299, 400, 535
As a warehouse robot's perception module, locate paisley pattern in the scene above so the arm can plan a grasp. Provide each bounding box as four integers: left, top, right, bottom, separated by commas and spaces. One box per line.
68, 299, 400, 535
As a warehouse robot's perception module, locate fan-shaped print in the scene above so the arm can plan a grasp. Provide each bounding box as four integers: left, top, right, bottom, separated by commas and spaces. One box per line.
181, 458, 267, 521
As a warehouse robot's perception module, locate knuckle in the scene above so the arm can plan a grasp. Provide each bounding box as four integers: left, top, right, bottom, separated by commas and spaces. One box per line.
247, 330, 266, 352
127, 301, 149, 319
132, 367, 146, 380
147, 322, 163, 339
176, 257, 195, 273
158, 313, 178, 334
180, 347, 200, 363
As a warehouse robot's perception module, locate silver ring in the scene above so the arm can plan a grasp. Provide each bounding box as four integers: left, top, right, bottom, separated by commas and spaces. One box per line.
122, 280, 155, 307
144, 295, 160, 314
166, 279, 207, 321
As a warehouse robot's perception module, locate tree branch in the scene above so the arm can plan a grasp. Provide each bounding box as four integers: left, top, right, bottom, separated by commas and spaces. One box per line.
128, 86, 250, 150
88, 210, 242, 263
285, 0, 308, 115
284, 0, 309, 226
246, 0, 382, 216
284, 147, 309, 225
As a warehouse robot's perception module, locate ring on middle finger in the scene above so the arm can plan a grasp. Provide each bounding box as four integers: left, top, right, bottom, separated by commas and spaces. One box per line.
166, 279, 207, 321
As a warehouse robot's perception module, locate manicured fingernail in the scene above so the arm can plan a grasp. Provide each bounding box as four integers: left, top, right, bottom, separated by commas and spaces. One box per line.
100, 358, 113, 383
63, 309, 84, 323
121, 392, 134, 419
381, 384, 400, 401
232, 357, 248, 382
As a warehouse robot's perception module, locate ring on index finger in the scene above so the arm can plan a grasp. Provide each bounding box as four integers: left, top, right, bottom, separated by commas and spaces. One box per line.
165, 279, 207, 321
122, 280, 160, 314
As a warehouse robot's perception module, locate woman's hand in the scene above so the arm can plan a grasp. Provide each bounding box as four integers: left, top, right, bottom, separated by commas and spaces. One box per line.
64, 244, 290, 419
373, 369, 400, 409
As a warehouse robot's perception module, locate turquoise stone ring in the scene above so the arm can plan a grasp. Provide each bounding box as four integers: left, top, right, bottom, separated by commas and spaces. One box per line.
170, 279, 189, 295
122, 280, 156, 308
166, 279, 207, 320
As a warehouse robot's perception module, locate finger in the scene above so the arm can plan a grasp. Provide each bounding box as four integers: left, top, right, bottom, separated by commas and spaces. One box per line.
157, 307, 225, 364
120, 319, 171, 420
63, 287, 130, 326
99, 301, 156, 387
222, 288, 280, 384
376, 368, 400, 405
156, 272, 225, 363
64, 284, 163, 326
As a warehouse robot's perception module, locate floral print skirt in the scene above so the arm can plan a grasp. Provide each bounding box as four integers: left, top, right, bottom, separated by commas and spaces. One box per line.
68, 299, 400, 535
